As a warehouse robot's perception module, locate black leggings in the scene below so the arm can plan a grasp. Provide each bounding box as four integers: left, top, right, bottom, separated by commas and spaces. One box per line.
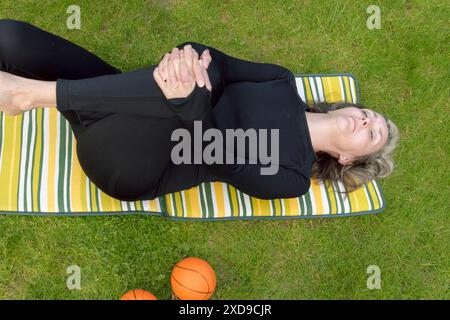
0, 19, 188, 201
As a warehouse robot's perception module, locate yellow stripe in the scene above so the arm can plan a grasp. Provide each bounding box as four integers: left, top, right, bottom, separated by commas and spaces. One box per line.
228, 185, 239, 216
310, 178, 325, 215
0, 116, 20, 210
48, 110, 57, 212
149, 199, 157, 212
174, 192, 183, 217
342, 77, 352, 103
355, 186, 369, 212
165, 194, 173, 216
323, 77, 343, 103
213, 182, 225, 218
302, 78, 314, 104
273, 199, 281, 216
70, 138, 84, 212
283, 198, 298, 216
258, 199, 272, 216
187, 186, 201, 218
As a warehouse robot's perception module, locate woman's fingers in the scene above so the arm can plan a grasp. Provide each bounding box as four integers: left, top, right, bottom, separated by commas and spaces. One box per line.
183, 44, 194, 70
200, 49, 212, 69
153, 67, 167, 92
200, 63, 212, 92
178, 50, 191, 86
190, 49, 205, 88
167, 49, 179, 87
158, 53, 170, 81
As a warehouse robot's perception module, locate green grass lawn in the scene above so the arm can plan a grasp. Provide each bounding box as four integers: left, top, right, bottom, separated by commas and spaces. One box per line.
0, 0, 448, 299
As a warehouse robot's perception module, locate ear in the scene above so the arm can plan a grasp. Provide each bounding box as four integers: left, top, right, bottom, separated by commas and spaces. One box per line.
338, 154, 353, 166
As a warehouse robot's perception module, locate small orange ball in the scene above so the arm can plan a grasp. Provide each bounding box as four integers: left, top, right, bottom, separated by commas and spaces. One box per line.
171, 257, 216, 300
120, 289, 157, 300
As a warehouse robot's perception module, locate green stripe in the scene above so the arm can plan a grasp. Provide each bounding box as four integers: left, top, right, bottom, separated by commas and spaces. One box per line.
66, 126, 73, 212
37, 110, 44, 212
238, 191, 246, 216
171, 193, 178, 217
366, 182, 375, 211
306, 189, 314, 216
204, 182, 215, 218
198, 184, 207, 218
340, 76, 348, 102
333, 180, 345, 215
323, 181, 332, 216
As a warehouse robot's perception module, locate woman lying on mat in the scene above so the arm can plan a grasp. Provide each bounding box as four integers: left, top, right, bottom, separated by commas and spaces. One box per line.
0, 19, 399, 201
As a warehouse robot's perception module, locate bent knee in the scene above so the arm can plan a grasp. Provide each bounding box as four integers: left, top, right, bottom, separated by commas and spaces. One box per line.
0, 19, 33, 58
111, 166, 160, 202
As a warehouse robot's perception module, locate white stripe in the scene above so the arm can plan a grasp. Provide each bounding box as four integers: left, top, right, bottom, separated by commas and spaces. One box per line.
280, 199, 285, 216
142, 200, 150, 211
315, 77, 325, 103
97, 189, 103, 211
18, 113, 29, 211
338, 76, 346, 102
373, 181, 383, 208
129, 201, 135, 211
337, 180, 350, 214
268, 200, 274, 216
320, 179, 331, 215
200, 184, 209, 217
85, 177, 91, 211
362, 184, 372, 211
180, 191, 187, 217
236, 190, 243, 216
69, 135, 75, 211
54, 114, 60, 211
221, 183, 231, 217
333, 180, 343, 214
209, 185, 218, 218
27, 109, 37, 211
243, 193, 252, 216
308, 77, 318, 103
297, 197, 303, 216
349, 77, 357, 103
40, 110, 49, 212
63, 117, 69, 212
295, 77, 306, 102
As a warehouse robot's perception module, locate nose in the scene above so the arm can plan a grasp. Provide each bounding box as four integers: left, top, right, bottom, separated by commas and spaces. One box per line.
358, 114, 371, 128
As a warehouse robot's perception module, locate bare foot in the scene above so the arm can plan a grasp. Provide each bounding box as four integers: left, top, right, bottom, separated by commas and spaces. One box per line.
0, 71, 34, 116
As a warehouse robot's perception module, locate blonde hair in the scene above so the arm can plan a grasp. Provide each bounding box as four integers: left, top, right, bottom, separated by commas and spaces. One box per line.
307, 102, 400, 195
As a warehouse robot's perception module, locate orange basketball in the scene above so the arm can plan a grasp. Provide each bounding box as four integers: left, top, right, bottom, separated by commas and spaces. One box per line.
171, 257, 216, 300
120, 289, 157, 300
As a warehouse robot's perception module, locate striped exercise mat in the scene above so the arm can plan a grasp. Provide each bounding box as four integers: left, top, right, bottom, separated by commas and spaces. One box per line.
0, 74, 385, 220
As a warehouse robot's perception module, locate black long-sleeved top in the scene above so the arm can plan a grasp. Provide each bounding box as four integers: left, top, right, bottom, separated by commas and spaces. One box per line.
158, 41, 318, 200
57, 41, 318, 200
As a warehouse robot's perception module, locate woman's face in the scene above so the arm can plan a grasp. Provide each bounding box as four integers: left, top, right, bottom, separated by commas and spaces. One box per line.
330, 107, 389, 159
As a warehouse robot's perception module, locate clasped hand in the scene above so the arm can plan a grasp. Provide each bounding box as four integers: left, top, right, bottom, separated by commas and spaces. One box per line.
153, 44, 212, 100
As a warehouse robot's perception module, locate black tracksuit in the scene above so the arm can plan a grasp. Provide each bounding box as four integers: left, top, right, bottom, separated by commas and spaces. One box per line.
0, 19, 317, 201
